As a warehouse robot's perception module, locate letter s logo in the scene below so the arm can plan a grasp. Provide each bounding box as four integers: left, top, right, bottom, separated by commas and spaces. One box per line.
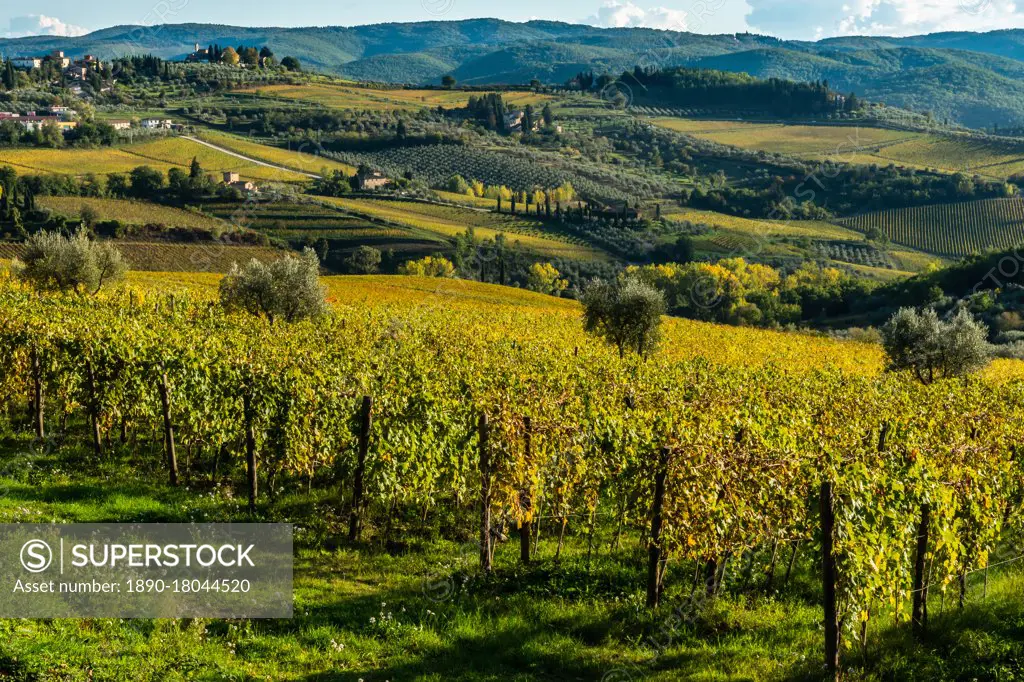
20, 539, 52, 573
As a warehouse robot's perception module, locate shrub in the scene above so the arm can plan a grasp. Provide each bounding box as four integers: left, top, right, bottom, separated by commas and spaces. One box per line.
219, 248, 327, 323
397, 256, 455, 278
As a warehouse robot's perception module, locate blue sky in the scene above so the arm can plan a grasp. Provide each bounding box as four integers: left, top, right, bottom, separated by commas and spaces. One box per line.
3, 0, 1024, 41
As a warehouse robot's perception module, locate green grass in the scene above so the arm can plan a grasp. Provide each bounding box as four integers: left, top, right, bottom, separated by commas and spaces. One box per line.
0, 431, 1020, 681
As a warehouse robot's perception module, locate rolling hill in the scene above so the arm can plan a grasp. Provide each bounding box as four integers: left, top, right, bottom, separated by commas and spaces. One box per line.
8, 21, 1024, 127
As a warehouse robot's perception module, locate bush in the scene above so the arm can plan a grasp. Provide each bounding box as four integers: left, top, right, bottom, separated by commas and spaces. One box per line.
346, 246, 382, 275
13, 229, 126, 294
397, 256, 455, 278
219, 248, 327, 323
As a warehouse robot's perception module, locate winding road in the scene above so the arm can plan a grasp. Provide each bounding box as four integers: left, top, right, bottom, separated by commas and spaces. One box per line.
182, 135, 322, 179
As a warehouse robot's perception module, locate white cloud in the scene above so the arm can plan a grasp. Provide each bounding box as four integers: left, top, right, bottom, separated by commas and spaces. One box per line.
745, 0, 1024, 39
590, 1, 690, 31
5, 15, 89, 39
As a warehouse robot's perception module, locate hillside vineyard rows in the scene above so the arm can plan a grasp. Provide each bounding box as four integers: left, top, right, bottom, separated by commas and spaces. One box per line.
840, 198, 1024, 257
2, 277, 1023, 654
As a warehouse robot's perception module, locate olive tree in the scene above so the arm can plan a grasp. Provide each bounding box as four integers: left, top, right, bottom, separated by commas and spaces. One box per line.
582, 277, 666, 358
14, 229, 126, 295
881, 306, 991, 384
219, 248, 327, 324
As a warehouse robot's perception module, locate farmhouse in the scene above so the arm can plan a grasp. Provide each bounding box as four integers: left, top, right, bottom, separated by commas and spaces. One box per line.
141, 118, 173, 129
504, 110, 525, 131
356, 168, 391, 190
223, 172, 259, 193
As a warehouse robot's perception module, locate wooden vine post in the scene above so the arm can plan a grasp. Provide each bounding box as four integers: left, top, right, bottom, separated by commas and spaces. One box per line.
85, 360, 102, 458
243, 392, 257, 514
157, 370, 179, 486
912, 503, 931, 634
519, 416, 532, 565
821, 478, 840, 680
479, 412, 492, 573
31, 347, 44, 440
348, 396, 372, 542
646, 446, 671, 608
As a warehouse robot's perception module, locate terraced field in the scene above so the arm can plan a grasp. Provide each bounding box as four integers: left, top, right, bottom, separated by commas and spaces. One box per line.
320, 197, 609, 261
0, 138, 312, 183
37, 197, 230, 231
0, 241, 284, 272
235, 83, 553, 112
839, 198, 1024, 257
198, 200, 446, 258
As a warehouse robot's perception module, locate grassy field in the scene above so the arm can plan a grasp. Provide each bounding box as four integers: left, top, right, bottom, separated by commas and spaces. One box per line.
37, 196, 231, 231
194, 130, 357, 176
235, 83, 554, 112
649, 118, 1024, 180
649, 118, 918, 157
0, 138, 312, 183
320, 197, 609, 261
663, 207, 860, 241
839, 197, 1024, 257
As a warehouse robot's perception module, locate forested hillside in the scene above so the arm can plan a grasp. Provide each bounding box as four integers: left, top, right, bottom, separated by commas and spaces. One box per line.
7, 21, 1024, 127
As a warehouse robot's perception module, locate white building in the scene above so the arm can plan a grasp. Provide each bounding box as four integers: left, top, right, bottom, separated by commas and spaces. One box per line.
11, 57, 41, 70
141, 118, 173, 129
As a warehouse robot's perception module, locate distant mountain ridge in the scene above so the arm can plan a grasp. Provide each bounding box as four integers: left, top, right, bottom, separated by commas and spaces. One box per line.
3, 20, 1024, 127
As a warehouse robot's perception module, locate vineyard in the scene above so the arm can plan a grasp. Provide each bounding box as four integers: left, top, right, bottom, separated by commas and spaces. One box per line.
328, 144, 672, 203
319, 196, 607, 261
37, 197, 231, 232
839, 198, 1024, 257
1, 273, 1024, 677
0, 242, 284, 272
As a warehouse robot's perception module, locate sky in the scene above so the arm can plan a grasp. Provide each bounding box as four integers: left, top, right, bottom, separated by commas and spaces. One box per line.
2, 0, 1023, 41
